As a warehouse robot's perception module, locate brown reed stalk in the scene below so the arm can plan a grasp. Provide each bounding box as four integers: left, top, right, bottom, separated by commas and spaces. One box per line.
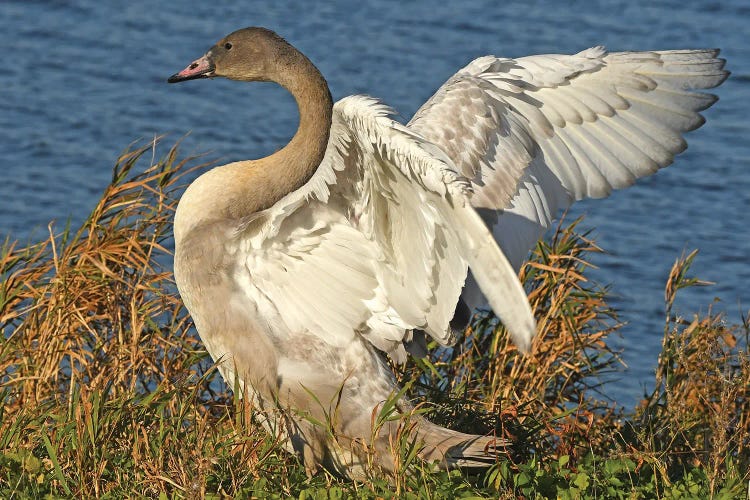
1, 138, 747, 497
635, 251, 750, 495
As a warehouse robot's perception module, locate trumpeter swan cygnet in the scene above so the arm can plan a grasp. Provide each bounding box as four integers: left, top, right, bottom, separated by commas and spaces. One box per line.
168, 27, 727, 477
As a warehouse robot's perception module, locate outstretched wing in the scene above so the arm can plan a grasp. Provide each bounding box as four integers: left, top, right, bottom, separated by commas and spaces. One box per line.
408, 47, 728, 271
241, 96, 535, 361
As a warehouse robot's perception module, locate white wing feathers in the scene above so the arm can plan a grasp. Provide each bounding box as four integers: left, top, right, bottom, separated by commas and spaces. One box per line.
455, 206, 535, 351
243, 217, 379, 348
409, 48, 728, 270
240, 95, 536, 361
238, 47, 726, 361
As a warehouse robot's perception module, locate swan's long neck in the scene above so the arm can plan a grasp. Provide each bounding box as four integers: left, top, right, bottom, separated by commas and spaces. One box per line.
250, 54, 333, 211
174, 49, 333, 244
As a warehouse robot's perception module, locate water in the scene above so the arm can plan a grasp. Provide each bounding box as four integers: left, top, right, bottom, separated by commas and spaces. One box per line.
2, 0, 749, 409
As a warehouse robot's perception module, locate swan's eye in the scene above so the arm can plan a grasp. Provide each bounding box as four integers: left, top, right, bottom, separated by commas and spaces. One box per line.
224, 42, 233, 50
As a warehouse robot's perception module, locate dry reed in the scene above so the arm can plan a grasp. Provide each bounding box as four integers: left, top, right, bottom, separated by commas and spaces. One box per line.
0, 139, 747, 497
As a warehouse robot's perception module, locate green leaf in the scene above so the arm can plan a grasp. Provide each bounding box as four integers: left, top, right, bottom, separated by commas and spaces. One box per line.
41, 431, 71, 496
573, 472, 589, 490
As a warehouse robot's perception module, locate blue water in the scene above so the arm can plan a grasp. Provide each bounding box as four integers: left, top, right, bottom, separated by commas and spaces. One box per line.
2, 0, 749, 409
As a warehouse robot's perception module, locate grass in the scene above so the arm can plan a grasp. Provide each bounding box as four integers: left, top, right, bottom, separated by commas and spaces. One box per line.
1, 139, 748, 498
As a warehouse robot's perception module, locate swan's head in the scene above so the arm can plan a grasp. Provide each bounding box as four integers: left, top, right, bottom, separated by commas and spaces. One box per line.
168, 27, 294, 84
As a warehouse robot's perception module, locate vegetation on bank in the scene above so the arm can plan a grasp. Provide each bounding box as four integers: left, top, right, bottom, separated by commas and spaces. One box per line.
1, 141, 748, 498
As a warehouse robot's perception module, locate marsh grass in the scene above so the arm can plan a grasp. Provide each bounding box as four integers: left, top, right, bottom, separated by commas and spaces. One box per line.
0, 140, 748, 498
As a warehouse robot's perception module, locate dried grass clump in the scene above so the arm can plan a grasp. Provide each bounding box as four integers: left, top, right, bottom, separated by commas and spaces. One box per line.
633, 250, 750, 491
0, 141, 285, 497
1, 139, 195, 402
0, 138, 747, 497
395, 217, 626, 461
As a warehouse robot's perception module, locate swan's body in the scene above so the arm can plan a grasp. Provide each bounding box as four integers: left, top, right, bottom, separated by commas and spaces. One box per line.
168, 27, 727, 476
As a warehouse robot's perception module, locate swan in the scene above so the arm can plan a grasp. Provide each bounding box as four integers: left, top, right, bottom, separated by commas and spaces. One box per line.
167, 27, 727, 477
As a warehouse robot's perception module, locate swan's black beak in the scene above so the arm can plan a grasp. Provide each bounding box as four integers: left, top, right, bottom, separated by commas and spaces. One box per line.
168, 53, 215, 83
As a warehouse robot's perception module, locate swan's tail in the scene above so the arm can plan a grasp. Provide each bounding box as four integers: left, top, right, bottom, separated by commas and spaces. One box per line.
414, 417, 508, 468
455, 206, 536, 352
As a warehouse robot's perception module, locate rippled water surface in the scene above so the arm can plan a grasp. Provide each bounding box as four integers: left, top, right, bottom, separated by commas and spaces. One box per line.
2, 0, 749, 407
